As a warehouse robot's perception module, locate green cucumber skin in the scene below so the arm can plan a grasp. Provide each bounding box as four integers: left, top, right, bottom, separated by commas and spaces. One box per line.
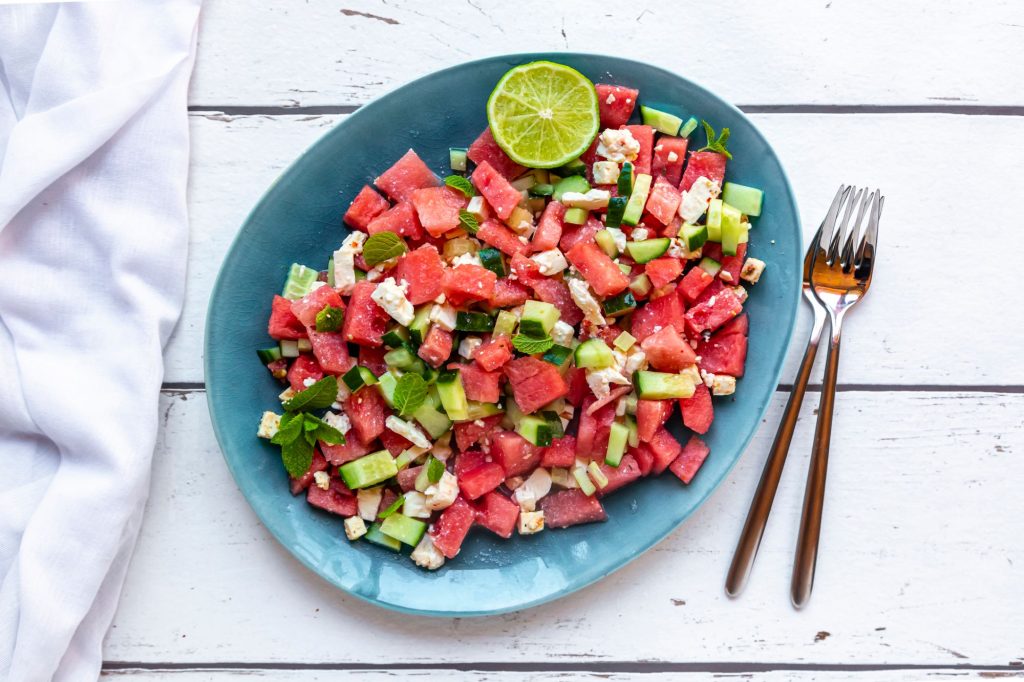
553, 175, 590, 202
605, 196, 628, 228
625, 238, 671, 264
455, 312, 496, 333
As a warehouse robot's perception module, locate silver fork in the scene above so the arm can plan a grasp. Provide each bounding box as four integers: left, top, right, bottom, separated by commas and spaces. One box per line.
791, 186, 884, 608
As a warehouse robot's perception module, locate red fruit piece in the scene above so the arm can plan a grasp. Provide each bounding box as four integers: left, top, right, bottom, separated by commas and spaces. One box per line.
379, 428, 413, 457
595, 84, 639, 128
477, 219, 530, 257
459, 462, 506, 500
473, 491, 520, 539
418, 326, 454, 368
597, 454, 642, 496
375, 149, 441, 202
531, 200, 565, 252
680, 382, 713, 434
307, 479, 358, 517
472, 335, 513, 372
457, 361, 501, 403
559, 215, 603, 253
679, 265, 715, 304
291, 285, 345, 327
342, 281, 390, 347
697, 331, 748, 377
645, 256, 683, 290
644, 175, 682, 226
623, 125, 654, 175
640, 326, 697, 372
503, 357, 570, 414
357, 346, 388, 376
628, 443, 655, 476
455, 450, 490, 478
576, 395, 615, 458
343, 185, 390, 232
540, 489, 607, 528
509, 252, 543, 286
636, 399, 674, 443
566, 241, 630, 297
531, 278, 584, 326
652, 137, 689, 186
702, 241, 747, 284
395, 244, 444, 305
344, 386, 389, 445
397, 466, 421, 492
411, 186, 468, 238
367, 201, 424, 240
287, 354, 323, 392
471, 160, 521, 220
631, 287, 686, 341
489, 278, 530, 308
290, 449, 328, 495
679, 151, 727, 192
268, 295, 307, 340
490, 431, 543, 477
320, 437, 372, 467
467, 127, 526, 180
648, 426, 683, 475
684, 288, 743, 336
453, 415, 503, 451
540, 435, 577, 468
668, 435, 711, 484
442, 264, 497, 307
305, 329, 353, 375
430, 496, 476, 559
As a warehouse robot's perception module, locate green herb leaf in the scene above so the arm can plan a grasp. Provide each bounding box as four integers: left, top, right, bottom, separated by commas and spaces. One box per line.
444, 175, 476, 198
283, 376, 338, 412
458, 209, 479, 234
363, 232, 408, 266
697, 120, 733, 160
427, 455, 445, 483
281, 435, 314, 478
378, 494, 405, 519
315, 305, 344, 332
392, 372, 428, 417
305, 413, 345, 445
270, 412, 303, 445
512, 333, 555, 355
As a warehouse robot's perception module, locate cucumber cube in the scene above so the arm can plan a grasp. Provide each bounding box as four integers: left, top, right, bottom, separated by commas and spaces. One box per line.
379, 513, 427, 547
722, 182, 764, 217
520, 300, 560, 337
340, 450, 399, 489
640, 105, 683, 136
633, 371, 697, 400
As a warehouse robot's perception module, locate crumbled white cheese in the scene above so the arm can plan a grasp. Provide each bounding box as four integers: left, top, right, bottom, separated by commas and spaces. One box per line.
411, 534, 446, 569
302, 377, 316, 388
385, 415, 432, 449
357, 487, 383, 521
514, 486, 537, 512
518, 510, 546, 535
365, 266, 384, 282
560, 188, 611, 210
678, 176, 721, 223
257, 411, 281, 439
531, 249, 569, 276
615, 398, 627, 416
667, 151, 679, 163
550, 467, 576, 489
451, 251, 483, 268
586, 366, 632, 398
596, 128, 641, 163
591, 161, 621, 185
458, 335, 483, 359
605, 227, 627, 253
278, 387, 297, 403
550, 320, 575, 347
518, 468, 552, 509
429, 303, 457, 332
424, 471, 459, 510
631, 227, 650, 241
700, 368, 716, 388
333, 232, 367, 295
434, 293, 446, 304
568, 278, 605, 326
680, 364, 701, 385
731, 285, 748, 303
370, 277, 415, 326
624, 348, 647, 374
466, 195, 486, 219
740, 257, 766, 284
309, 281, 327, 291
322, 410, 352, 435
313, 470, 331, 491
720, 270, 734, 282
335, 380, 351, 402
711, 374, 737, 396
605, 92, 616, 105
402, 491, 432, 519
344, 516, 367, 541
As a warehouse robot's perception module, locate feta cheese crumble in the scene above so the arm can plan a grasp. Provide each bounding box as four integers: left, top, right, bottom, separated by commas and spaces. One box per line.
385, 415, 432, 449
402, 491, 432, 519
424, 471, 459, 511
313, 470, 331, 491
550, 320, 575, 347
568, 278, 605, 326
711, 374, 737, 396
596, 128, 641, 164
451, 251, 483, 268
605, 227, 627, 253
518, 510, 545, 535
458, 335, 483, 359
344, 516, 367, 541
332, 232, 367, 295
667, 151, 679, 163
678, 176, 721, 223
631, 227, 649, 241
740, 257, 766, 284
514, 468, 552, 511
257, 411, 281, 439
531, 249, 569, 276
370, 276, 415, 326
322, 410, 351, 435
591, 161, 621, 185
411, 534, 445, 569
429, 303, 457, 332
586, 366, 631, 399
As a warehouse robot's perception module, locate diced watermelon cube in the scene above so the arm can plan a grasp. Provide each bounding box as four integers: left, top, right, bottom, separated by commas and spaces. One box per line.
490, 430, 543, 477
453, 415, 503, 451
459, 462, 506, 500
531, 200, 565, 252
630, 287, 686, 341
697, 330, 748, 377
702, 241, 747, 284
503, 357, 569, 414
679, 265, 715, 304
597, 454, 642, 496
471, 161, 521, 220
692, 278, 726, 307
668, 435, 711, 484
540, 435, 577, 468
566, 367, 589, 407
473, 491, 520, 539
648, 426, 683, 475
679, 382, 713, 434
636, 399, 673, 443
644, 175, 682, 226
661, 215, 684, 239
566, 241, 630, 297
539, 489, 607, 528
558, 215, 602, 253
307, 478, 358, 516
645, 256, 683, 290
358, 346, 388, 376
290, 280, 344, 328
531, 278, 584, 326
575, 395, 615, 458
375, 149, 441, 202
509, 252, 543, 286
652, 137, 689, 185
477, 219, 530, 257
379, 427, 413, 457
289, 449, 328, 495
430, 496, 476, 559
287, 353, 323, 391
397, 465, 421, 492
640, 325, 696, 372
679, 151, 727, 192
342, 281, 390, 347
685, 288, 743, 336
344, 185, 390, 232
455, 449, 489, 478
595, 84, 638, 128
441, 264, 497, 307
344, 386, 389, 445
306, 329, 353, 375
319, 437, 372, 467
456, 361, 501, 403
717, 312, 749, 338
418, 326, 453, 368
467, 127, 526, 180
623, 125, 654, 175
489, 278, 531, 308
395, 244, 444, 305
411, 186, 468, 237
367, 201, 424, 240
628, 443, 655, 476
472, 335, 513, 372
269, 295, 308, 340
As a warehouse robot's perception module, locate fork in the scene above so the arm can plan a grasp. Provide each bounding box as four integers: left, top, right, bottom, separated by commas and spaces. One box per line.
725, 186, 847, 598
791, 186, 884, 608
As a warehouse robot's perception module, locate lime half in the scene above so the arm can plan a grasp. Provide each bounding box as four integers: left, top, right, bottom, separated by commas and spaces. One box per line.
487, 61, 600, 169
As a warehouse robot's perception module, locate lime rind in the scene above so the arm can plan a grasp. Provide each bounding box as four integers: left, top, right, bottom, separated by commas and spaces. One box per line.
486, 61, 600, 169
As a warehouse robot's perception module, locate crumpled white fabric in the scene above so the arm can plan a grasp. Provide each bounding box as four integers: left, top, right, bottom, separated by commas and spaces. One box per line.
0, 2, 200, 680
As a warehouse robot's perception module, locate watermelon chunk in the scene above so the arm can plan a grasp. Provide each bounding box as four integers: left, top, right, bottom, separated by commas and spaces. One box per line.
306, 329, 353, 375
559, 215, 602, 253
411, 186, 468, 237
717, 312, 749, 337
540, 489, 607, 528
509, 252, 543, 286
471, 161, 521, 220
679, 151, 727, 192
697, 331, 748, 377
453, 415, 503, 451
540, 435, 577, 468
576, 395, 615, 458
648, 426, 683, 475
702, 241, 747, 284
640, 325, 696, 372
477, 219, 530, 257
467, 127, 526, 180
566, 241, 630, 297
531, 200, 565, 252
397, 465, 421, 492
490, 430, 542, 477
289, 449, 328, 495
357, 346, 388, 376
345, 386, 389, 445
418, 326, 453, 368
473, 491, 520, 539
367, 201, 424, 240
489, 278, 531, 308
380, 428, 413, 457
684, 288, 743, 335
455, 450, 490, 478
307, 479, 358, 517
344, 185, 390, 232
459, 462, 506, 500
395, 245, 444, 305
679, 265, 715, 304
630, 287, 686, 341
531, 278, 584, 326
290, 285, 345, 327
287, 353, 323, 392
319, 437, 372, 467
269, 295, 307, 340
628, 443, 655, 477
472, 335, 513, 372
597, 454, 642, 496
442, 264, 497, 307
680, 382, 713, 434
645, 256, 683, 290
457, 361, 501, 402
623, 125, 654, 175
375, 149, 441, 202
430, 496, 475, 559
644, 175, 682, 226
636, 399, 673, 443
343, 281, 390, 347
503, 357, 569, 414
652, 137, 689, 185
692, 278, 726, 307
565, 366, 589, 407
595, 84, 638, 128
668, 435, 711, 484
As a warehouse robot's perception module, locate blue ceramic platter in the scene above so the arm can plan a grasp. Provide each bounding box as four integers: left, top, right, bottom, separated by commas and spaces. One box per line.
205, 53, 801, 616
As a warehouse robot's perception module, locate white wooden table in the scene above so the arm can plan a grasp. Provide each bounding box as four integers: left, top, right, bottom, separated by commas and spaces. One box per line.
103, 2, 1024, 679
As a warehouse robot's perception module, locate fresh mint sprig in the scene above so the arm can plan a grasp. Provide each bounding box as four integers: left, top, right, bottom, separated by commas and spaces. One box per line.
283, 376, 338, 412
363, 231, 407, 266
444, 175, 476, 198
697, 120, 733, 159
393, 372, 428, 417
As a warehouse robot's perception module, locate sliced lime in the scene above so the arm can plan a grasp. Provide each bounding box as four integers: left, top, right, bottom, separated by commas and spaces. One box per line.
486, 61, 600, 169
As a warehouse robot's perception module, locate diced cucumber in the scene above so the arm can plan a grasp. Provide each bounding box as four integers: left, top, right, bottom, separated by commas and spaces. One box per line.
722, 182, 763, 217
624, 393, 638, 416
376, 371, 399, 407
633, 370, 697, 399
408, 305, 432, 345
343, 364, 378, 392
679, 116, 699, 138
340, 450, 398, 489
478, 247, 506, 277
365, 522, 402, 551
622, 174, 652, 226
493, 310, 518, 338
502, 397, 526, 431
563, 207, 588, 225
297, 338, 313, 352
456, 312, 495, 333
595, 229, 619, 258
574, 338, 615, 369
542, 344, 573, 367
640, 105, 683, 136
527, 196, 547, 214
257, 347, 283, 364
511, 174, 537, 191
699, 257, 722, 276
625, 238, 671, 264
520, 300, 560, 337
382, 325, 411, 349
606, 196, 628, 228
378, 493, 405, 519
436, 370, 469, 421
529, 183, 555, 197
587, 460, 609, 489
720, 202, 744, 256
603, 291, 636, 318
282, 263, 318, 300
629, 273, 652, 298
449, 147, 468, 172
380, 513, 427, 547
394, 447, 424, 470
618, 262, 632, 276
541, 410, 565, 438
384, 346, 418, 370
279, 339, 300, 358
680, 223, 709, 252
413, 388, 452, 438
574, 466, 597, 496
617, 162, 634, 195
626, 415, 639, 447
553, 175, 590, 202
466, 400, 504, 420
517, 415, 554, 447
613, 331, 636, 351
605, 421, 629, 467
327, 257, 335, 287
558, 157, 587, 177
706, 198, 723, 242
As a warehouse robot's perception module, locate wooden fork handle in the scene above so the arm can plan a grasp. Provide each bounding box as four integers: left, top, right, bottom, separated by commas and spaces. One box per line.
791, 323, 843, 608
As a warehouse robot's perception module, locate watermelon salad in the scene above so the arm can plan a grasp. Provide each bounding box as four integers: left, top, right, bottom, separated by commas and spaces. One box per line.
255, 75, 768, 571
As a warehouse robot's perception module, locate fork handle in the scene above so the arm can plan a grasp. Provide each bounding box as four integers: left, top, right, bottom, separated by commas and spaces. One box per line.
725, 300, 826, 597
791, 320, 843, 608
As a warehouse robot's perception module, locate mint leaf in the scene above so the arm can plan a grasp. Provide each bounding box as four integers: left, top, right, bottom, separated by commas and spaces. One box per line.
512, 333, 554, 355
281, 435, 314, 479
444, 175, 476, 198
458, 209, 479, 234
427, 455, 445, 483
305, 413, 345, 445
363, 232, 407, 266
283, 376, 338, 412
392, 372, 428, 417
315, 305, 344, 332
697, 120, 733, 160
271, 412, 303, 445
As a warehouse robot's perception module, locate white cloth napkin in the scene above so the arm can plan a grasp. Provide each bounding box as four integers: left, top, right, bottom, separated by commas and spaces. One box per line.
0, 2, 200, 679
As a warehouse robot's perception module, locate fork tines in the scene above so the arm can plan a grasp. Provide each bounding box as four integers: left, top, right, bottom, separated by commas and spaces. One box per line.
818, 186, 884, 273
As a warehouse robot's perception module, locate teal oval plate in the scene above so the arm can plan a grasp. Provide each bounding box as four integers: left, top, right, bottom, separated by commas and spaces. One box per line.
205, 53, 801, 616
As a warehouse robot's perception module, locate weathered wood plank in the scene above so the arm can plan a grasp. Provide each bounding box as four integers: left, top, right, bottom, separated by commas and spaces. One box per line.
104, 390, 1024, 665
168, 112, 1024, 385
189, 0, 1024, 107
